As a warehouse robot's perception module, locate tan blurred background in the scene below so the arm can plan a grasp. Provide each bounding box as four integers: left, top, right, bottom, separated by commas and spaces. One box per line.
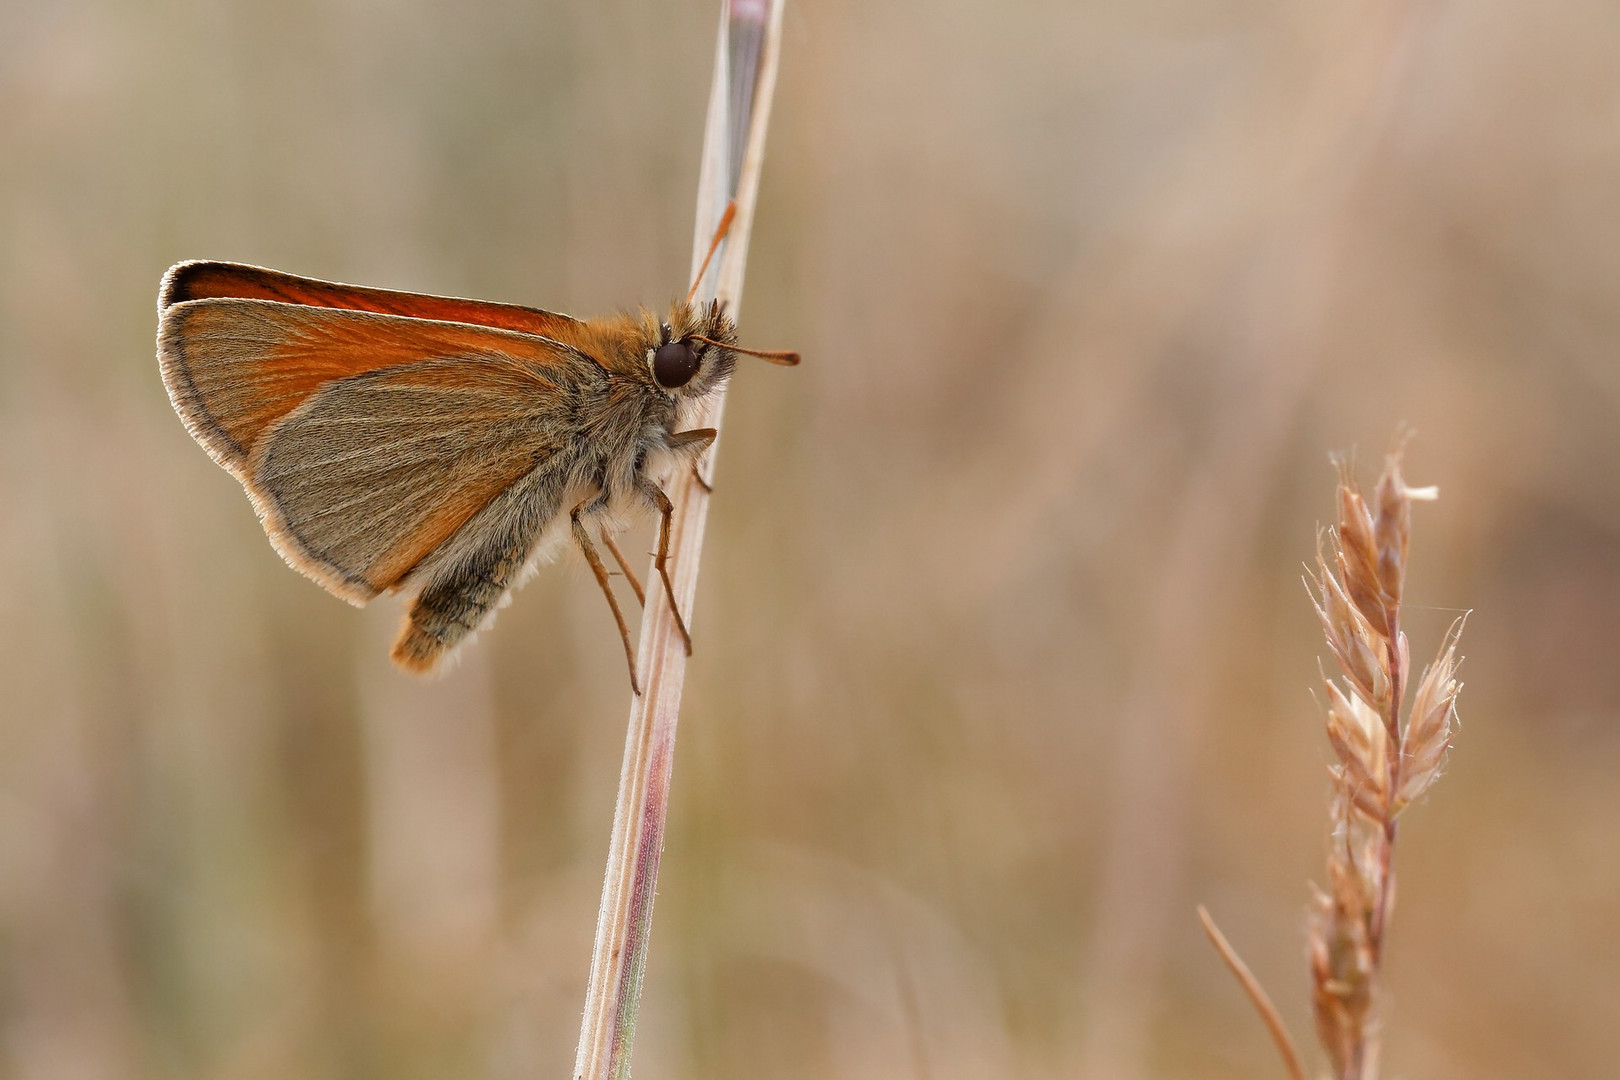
3, 0, 1618, 1077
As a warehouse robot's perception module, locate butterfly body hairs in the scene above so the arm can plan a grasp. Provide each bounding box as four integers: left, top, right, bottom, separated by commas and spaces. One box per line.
157, 253, 795, 688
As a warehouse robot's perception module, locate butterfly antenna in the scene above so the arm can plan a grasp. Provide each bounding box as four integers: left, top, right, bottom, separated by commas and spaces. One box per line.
687, 201, 738, 306
691, 335, 800, 366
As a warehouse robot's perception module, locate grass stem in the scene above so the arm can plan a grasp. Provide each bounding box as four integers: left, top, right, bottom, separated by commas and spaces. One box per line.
571, 3, 787, 1077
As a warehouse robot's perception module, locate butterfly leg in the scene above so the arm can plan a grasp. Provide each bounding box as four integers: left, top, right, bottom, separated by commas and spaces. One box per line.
670, 427, 717, 493
599, 528, 646, 606
646, 483, 694, 656
572, 500, 641, 695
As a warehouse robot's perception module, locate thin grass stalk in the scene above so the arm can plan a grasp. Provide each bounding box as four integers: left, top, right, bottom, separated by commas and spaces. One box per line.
1196, 906, 1308, 1080
571, 2, 786, 1078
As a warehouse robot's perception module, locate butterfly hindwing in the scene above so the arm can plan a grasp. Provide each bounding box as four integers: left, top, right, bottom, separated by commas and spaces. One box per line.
248, 350, 598, 602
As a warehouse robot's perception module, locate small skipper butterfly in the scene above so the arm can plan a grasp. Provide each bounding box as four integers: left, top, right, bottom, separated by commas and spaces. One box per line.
157, 206, 796, 690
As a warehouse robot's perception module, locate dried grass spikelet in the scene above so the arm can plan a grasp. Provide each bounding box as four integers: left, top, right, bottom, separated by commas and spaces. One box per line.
1307, 785, 1379, 1080
1302, 440, 1459, 1080
1397, 619, 1463, 813
1197, 437, 1464, 1080
1319, 676, 1388, 820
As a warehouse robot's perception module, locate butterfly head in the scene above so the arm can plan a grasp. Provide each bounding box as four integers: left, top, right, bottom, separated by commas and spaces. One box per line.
644, 298, 799, 401
646, 300, 738, 400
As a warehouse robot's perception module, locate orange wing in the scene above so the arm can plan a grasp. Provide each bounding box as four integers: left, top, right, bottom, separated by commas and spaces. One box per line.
158, 296, 605, 602
159, 296, 596, 477
160, 260, 583, 339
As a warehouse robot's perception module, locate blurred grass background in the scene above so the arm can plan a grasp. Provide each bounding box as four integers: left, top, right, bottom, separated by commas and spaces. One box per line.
3, 1, 1619, 1077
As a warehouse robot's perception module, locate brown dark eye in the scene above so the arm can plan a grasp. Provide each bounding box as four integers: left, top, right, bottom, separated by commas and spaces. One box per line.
652, 340, 698, 389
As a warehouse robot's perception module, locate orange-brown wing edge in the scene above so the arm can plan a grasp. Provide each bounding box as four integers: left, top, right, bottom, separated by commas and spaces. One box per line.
159, 260, 584, 339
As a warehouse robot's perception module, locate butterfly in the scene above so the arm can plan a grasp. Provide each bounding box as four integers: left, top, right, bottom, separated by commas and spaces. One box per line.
156, 229, 795, 690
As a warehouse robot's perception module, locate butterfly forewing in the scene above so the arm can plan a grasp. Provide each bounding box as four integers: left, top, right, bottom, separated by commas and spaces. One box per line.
252, 353, 594, 599
161, 260, 584, 339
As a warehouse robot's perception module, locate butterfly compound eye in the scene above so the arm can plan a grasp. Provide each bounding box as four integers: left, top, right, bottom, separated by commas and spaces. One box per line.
652, 340, 699, 389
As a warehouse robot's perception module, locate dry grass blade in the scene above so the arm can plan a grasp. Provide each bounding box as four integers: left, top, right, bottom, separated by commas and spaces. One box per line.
572, 2, 788, 1078
1196, 906, 1308, 1080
